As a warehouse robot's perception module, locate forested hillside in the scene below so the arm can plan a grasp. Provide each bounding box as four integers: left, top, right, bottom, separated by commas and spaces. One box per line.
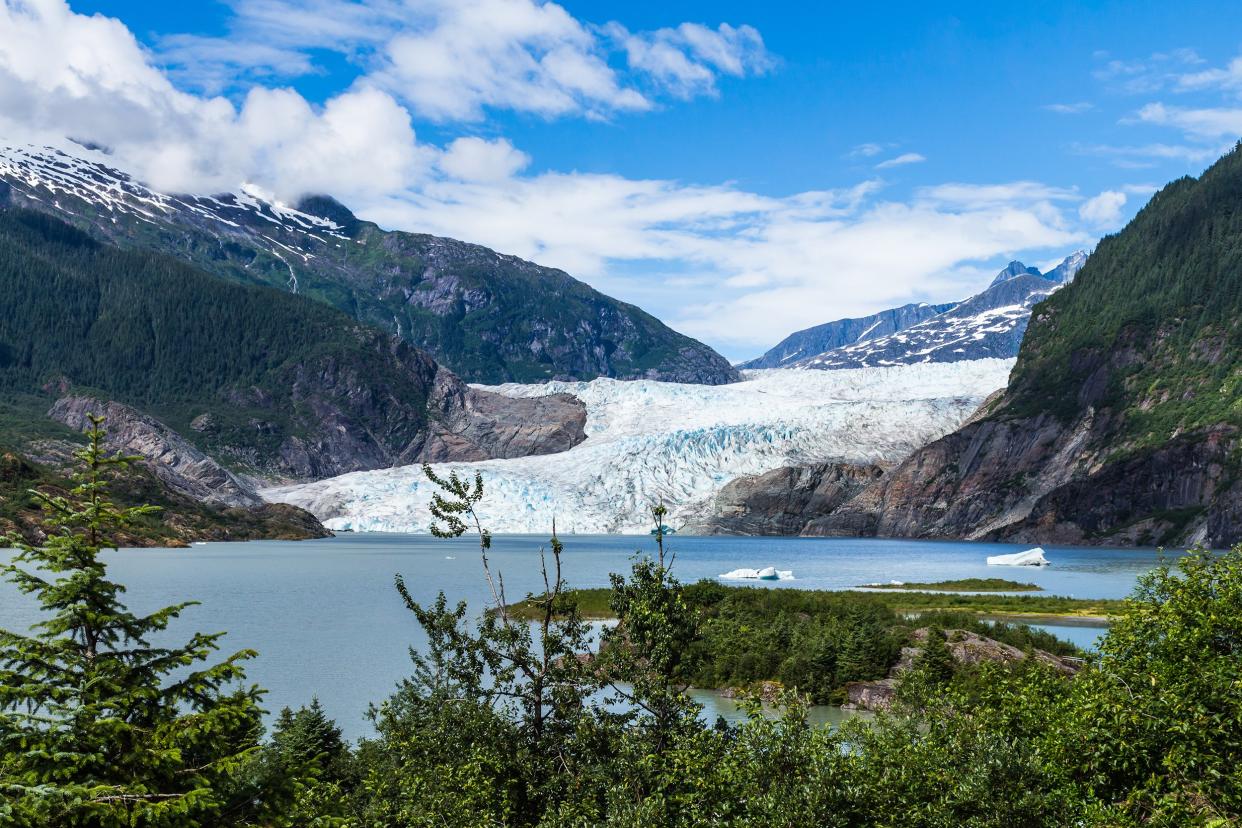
0, 144, 738, 385
0, 208, 586, 481
800, 143, 1242, 547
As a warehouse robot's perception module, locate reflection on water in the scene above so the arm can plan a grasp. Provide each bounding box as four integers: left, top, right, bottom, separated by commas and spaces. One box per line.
0, 533, 1165, 740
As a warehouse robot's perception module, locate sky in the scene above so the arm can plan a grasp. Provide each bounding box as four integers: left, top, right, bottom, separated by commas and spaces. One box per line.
2, 1, 1241, 360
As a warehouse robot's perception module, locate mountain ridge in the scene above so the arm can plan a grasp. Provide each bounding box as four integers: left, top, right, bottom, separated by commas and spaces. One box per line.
741, 252, 1087, 371
0, 142, 738, 385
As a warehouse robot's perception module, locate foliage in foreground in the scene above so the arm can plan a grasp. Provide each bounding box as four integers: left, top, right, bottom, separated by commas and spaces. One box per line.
0, 418, 305, 826
4, 437, 1241, 826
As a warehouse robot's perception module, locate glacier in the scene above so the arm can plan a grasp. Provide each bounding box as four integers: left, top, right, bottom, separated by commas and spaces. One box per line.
262, 360, 1015, 535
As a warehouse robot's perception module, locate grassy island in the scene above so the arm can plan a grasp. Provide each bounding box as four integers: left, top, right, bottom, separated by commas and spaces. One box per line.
859, 577, 1043, 592
507, 582, 1122, 623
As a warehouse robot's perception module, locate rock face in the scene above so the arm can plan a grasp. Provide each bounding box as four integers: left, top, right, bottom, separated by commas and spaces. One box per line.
0, 143, 738, 385
49, 397, 263, 507
418, 380, 587, 464
684, 462, 886, 535
842, 628, 1081, 711
253, 342, 588, 479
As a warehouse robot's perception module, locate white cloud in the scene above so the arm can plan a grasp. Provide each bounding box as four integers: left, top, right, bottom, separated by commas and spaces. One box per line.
1135, 102, 1242, 140
611, 21, 772, 100
439, 136, 531, 182
154, 0, 772, 122
1043, 101, 1093, 114
1078, 190, 1127, 229
1071, 141, 1231, 168
358, 171, 1088, 352
1176, 56, 1242, 95
0, 0, 431, 201
847, 142, 886, 158
875, 152, 926, 169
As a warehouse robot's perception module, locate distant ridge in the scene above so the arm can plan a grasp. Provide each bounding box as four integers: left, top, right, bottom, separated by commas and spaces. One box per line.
741, 252, 1088, 371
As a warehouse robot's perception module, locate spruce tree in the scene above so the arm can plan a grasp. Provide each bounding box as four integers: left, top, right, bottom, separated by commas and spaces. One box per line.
0, 416, 287, 826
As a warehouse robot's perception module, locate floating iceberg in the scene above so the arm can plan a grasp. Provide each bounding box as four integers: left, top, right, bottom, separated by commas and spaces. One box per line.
986, 547, 1049, 567
719, 566, 794, 581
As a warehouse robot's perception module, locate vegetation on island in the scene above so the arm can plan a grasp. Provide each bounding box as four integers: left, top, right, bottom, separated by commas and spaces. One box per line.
3, 437, 1241, 825
859, 577, 1043, 592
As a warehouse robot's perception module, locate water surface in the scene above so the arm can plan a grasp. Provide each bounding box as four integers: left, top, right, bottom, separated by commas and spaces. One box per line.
0, 533, 1167, 739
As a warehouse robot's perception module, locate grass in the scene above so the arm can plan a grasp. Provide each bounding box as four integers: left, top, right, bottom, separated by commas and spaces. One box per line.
858, 578, 1043, 593
505, 583, 1125, 622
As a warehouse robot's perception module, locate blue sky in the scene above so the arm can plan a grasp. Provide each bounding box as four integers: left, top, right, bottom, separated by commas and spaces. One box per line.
7, 0, 1242, 358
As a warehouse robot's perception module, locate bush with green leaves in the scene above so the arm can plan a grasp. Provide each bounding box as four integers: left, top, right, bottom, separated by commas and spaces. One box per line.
0, 416, 302, 826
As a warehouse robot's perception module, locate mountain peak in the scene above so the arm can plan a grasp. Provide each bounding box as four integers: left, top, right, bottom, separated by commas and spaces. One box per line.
1042, 249, 1089, 284
294, 194, 361, 235
989, 260, 1042, 287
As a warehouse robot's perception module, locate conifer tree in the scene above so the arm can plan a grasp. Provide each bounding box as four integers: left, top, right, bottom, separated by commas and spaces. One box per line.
0, 415, 288, 826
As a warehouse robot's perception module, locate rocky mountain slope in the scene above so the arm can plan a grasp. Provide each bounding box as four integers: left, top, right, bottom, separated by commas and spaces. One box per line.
737, 302, 955, 369
683, 462, 886, 535
0, 142, 737, 385
0, 444, 329, 547
744, 253, 1087, 371
265, 360, 1012, 534
0, 208, 586, 486
782, 147, 1242, 547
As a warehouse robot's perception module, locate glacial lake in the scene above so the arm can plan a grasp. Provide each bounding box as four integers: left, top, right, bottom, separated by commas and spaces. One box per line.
0, 533, 1174, 740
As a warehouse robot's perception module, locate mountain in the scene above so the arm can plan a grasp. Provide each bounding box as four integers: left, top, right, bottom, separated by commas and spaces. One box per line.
0, 142, 737, 385
988, 260, 1042, 286
0, 208, 586, 484
743, 253, 1087, 371
265, 360, 1013, 534
786, 145, 1242, 547
737, 302, 955, 369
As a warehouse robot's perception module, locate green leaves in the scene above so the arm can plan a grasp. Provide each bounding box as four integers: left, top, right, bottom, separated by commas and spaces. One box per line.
0, 417, 294, 826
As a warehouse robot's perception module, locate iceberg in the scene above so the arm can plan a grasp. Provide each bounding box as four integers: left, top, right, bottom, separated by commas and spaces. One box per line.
986, 547, 1049, 567
263, 361, 1014, 535
719, 567, 794, 581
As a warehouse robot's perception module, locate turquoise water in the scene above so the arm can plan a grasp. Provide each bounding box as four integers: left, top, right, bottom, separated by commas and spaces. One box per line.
0, 533, 1165, 739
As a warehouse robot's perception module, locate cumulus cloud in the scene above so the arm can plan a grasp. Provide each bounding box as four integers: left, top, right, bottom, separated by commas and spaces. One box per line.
154, 0, 772, 122
875, 152, 926, 169
1079, 190, 1127, 229
610, 21, 772, 100
439, 137, 531, 182
0, 0, 430, 201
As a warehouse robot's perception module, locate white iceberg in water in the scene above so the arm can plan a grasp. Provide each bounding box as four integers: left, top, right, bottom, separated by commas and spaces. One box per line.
719, 566, 794, 581
986, 547, 1049, 567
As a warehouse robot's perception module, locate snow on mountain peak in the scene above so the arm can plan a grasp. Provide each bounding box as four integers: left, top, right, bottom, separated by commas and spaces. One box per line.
0, 142, 348, 244
262, 360, 1015, 535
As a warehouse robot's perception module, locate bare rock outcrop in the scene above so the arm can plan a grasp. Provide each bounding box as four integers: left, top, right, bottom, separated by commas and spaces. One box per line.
843, 627, 1081, 711
684, 462, 887, 535
49, 397, 264, 507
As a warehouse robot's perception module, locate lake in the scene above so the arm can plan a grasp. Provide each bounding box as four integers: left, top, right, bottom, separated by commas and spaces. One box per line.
0, 533, 1169, 739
